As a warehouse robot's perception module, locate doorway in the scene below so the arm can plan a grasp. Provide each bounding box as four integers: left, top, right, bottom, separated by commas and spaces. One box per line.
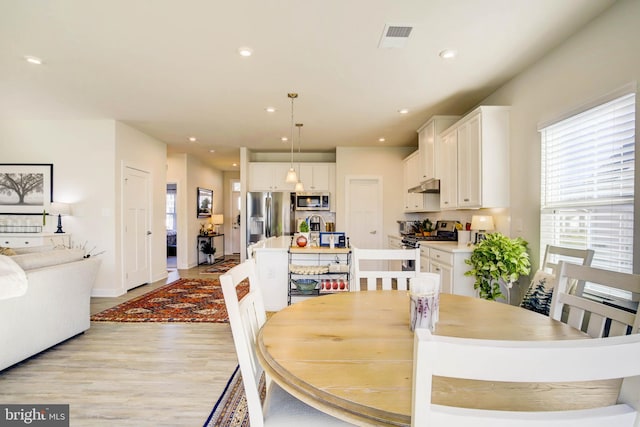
166, 183, 177, 268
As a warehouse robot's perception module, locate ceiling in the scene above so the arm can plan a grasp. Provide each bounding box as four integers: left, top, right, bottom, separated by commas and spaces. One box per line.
0, 0, 616, 171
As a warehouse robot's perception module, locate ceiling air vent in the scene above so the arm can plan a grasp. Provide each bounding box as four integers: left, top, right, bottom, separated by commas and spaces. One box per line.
378, 24, 413, 49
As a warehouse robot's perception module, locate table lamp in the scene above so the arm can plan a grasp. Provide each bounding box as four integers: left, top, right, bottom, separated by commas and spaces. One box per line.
50, 202, 72, 234
470, 215, 494, 244
212, 214, 224, 234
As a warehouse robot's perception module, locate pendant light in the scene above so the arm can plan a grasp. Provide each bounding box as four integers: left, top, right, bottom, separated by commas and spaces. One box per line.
294, 123, 305, 192
285, 93, 299, 184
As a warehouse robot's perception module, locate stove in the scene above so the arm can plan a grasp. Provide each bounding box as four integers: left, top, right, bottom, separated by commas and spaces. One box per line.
401, 220, 458, 248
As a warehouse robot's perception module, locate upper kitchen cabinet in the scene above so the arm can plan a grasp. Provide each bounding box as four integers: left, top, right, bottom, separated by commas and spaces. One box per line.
298, 163, 333, 192
438, 129, 458, 209
248, 162, 295, 192
403, 151, 439, 212
417, 116, 459, 181
438, 106, 510, 210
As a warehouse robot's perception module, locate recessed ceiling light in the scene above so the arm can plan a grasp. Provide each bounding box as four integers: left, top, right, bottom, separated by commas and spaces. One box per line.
281, 137, 288, 142
439, 49, 457, 59
378, 137, 386, 142
24, 55, 43, 65
188, 137, 197, 142
232, 163, 238, 167
238, 47, 253, 57
265, 107, 276, 113
209, 149, 215, 153
398, 109, 409, 114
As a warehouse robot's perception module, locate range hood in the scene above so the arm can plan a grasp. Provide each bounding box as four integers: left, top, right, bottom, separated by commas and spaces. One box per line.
408, 178, 440, 194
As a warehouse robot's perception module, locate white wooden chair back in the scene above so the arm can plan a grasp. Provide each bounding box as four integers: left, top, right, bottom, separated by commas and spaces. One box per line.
221, 259, 353, 427
219, 259, 268, 427
351, 247, 420, 291
549, 261, 640, 337
542, 245, 594, 276
412, 328, 640, 427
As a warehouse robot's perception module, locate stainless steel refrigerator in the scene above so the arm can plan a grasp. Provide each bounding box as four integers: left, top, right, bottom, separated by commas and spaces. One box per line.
247, 192, 294, 244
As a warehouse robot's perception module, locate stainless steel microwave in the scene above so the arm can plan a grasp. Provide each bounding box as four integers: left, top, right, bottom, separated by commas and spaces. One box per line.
294, 192, 330, 211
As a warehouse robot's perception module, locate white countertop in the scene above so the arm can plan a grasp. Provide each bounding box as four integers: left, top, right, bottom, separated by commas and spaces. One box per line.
418, 241, 473, 253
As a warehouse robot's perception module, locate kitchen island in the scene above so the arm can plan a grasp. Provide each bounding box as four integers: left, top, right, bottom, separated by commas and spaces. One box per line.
252, 236, 351, 311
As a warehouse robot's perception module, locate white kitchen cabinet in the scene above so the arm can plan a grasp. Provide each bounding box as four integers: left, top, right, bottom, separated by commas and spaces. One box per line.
438, 129, 458, 209
426, 245, 475, 297
248, 162, 295, 192
299, 163, 332, 192
403, 152, 440, 213
419, 245, 430, 273
437, 106, 510, 210
388, 235, 403, 271
417, 116, 459, 182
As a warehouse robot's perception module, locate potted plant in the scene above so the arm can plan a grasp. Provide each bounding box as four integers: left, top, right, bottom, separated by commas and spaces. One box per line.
200, 240, 217, 264
422, 218, 433, 236
464, 232, 531, 301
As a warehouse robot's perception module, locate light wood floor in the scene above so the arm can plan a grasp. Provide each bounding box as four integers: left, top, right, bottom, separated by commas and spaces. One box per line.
0, 260, 239, 427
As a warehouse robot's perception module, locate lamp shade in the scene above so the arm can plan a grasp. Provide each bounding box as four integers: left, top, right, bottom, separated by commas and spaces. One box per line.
212, 214, 224, 225
470, 215, 495, 231
50, 202, 71, 216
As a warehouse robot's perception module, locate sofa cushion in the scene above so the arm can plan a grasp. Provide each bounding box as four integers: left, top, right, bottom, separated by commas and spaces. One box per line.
520, 270, 556, 316
0, 255, 28, 299
10, 248, 86, 271
12, 245, 56, 255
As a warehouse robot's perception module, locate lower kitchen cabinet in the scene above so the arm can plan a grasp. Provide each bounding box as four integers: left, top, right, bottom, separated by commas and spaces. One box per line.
423, 244, 475, 297
388, 235, 403, 271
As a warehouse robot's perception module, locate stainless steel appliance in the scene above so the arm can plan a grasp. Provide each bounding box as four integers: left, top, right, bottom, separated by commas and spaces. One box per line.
401, 220, 458, 248
247, 192, 294, 244
294, 192, 330, 211
398, 220, 415, 236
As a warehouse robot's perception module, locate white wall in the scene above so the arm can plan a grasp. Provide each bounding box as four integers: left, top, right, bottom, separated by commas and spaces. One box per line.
0, 120, 169, 296
115, 122, 168, 286
336, 146, 414, 246
0, 120, 117, 293
480, 0, 640, 272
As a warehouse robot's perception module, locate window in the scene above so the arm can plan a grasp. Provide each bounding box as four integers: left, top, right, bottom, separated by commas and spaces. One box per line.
166, 185, 176, 230
540, 92, 635, 298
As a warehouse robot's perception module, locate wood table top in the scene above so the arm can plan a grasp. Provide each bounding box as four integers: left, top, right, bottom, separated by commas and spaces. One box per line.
256, 291, 619, 427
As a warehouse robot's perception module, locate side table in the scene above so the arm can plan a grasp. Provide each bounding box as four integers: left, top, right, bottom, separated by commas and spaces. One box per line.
197, 234, 225, 265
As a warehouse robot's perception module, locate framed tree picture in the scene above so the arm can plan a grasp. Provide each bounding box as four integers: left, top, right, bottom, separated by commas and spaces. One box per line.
197, 187, 213, 218
0, 163, 53, 215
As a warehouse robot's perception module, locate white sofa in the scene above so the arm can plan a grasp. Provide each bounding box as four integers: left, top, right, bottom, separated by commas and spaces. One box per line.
0, 248, 101, 371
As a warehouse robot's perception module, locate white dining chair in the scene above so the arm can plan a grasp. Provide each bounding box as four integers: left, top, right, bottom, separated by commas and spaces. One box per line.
549, 261, 640, 337
351, 247, 420, 291
520, 245, 595, 315
541, 245, 595, 276
219, 259, 353, 426
412, 328, 640, 427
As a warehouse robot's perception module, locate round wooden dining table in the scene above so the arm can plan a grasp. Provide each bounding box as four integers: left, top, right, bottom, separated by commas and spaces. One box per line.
256, 291, 619, 427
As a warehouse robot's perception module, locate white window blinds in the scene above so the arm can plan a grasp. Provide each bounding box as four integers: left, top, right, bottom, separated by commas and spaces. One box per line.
540, 92, 635, 282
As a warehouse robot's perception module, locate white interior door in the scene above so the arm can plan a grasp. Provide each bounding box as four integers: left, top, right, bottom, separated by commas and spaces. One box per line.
123, 166, 151, 290
345, 176, 383, 250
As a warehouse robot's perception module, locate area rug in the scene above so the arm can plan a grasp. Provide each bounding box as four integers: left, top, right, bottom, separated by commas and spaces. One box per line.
200, 259, 240, 275
204, 366, 265, 427
91, 278, 248, 323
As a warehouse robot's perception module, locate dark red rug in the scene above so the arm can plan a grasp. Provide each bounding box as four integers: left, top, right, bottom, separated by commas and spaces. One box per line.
200, 259, 240, 274
90, 278, 248, 323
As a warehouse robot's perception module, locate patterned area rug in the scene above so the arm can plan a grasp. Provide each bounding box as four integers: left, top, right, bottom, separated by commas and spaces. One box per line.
91, 278, 248, 323
204, 366, 264, 427
200, 259, 240, 274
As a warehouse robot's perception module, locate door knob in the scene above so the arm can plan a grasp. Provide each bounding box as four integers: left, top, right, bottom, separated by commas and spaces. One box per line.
147, 231, 152, 235
370, 230, 377, 234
